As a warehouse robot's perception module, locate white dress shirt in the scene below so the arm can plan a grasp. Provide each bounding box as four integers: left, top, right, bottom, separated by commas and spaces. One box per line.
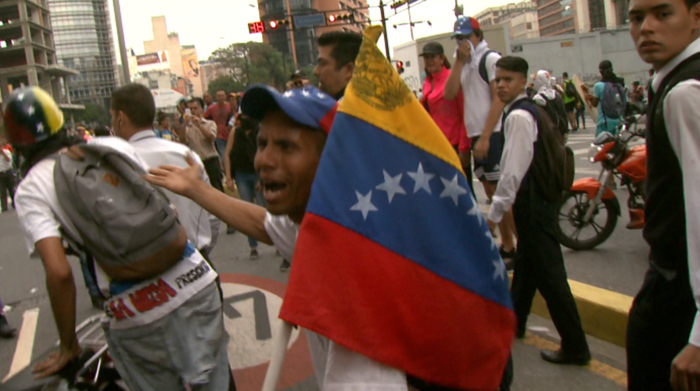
129, 130, 218, 251
651, 37, 700, 348
488, 92, 538, 223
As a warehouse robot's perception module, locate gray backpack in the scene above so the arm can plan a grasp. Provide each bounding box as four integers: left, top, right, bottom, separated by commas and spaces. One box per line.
53, 143, 183, 268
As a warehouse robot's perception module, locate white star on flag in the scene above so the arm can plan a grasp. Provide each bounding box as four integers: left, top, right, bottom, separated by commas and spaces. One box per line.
492, 259, 506, 280
36, 122, 44, 133
375, 170, 405, 203
317, 92, 326, 99
350, 190, 378, 220
302, 90, 311, 97
27, 105, 35, 116
440, 174, 468, 206
485, 231, 498, 250
467, 203, 485, 227
283, 91, 294, 97
407, 163, 435, 195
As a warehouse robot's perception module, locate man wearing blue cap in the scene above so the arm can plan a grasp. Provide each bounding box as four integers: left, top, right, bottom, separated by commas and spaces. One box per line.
444, 16, 517, 263
146, 85, 411, 391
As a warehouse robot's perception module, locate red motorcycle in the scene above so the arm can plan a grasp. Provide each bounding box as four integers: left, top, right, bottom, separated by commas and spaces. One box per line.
555, 116, 647, 250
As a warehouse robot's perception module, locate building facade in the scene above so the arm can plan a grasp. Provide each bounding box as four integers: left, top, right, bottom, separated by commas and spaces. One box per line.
0, 0, 78, 105
142, 16, 203, 97
256, 0, 369, 68
48, 0, 119, 108
508, 26, 649, 84
536, 0, 626, 37
475, 1, 539, 39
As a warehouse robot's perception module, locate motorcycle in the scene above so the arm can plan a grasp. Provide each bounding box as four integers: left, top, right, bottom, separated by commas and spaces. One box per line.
1, 315, 126, 391
554, 115, 647, 251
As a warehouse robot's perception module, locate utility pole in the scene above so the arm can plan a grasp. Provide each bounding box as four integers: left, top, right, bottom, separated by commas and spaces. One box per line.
379, 0, 391, 62
284, 0, 299, 69
407, 0, 414, 41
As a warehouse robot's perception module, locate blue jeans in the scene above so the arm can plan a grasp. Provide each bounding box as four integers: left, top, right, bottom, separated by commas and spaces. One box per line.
215, 138, 227, 161
235, 171, 266, 248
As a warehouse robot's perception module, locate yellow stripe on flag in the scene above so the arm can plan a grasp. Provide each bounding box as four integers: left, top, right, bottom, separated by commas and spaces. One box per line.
338, 26, 462, 172
33, 87, 64, 134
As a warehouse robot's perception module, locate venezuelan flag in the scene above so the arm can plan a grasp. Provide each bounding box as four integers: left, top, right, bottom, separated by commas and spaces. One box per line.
279, 26, 515, 390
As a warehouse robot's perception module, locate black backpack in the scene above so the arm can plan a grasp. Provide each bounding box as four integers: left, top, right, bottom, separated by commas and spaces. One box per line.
478, 50, 500, 85
504, 98, 575, 202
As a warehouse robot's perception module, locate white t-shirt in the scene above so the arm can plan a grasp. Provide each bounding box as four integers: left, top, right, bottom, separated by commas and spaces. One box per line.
264, 212, 408, 391
129, 130, 216, 251
456, 40, 502, 138
15, 137, 149, 258
0, 149, 12, 172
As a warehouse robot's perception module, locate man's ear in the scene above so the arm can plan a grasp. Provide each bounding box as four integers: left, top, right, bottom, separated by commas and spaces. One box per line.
344, 62, 356, 78
692, 2, 700, 32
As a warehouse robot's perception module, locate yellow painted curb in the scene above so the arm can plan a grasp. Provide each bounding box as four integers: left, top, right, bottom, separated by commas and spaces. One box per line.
525, 274, 633, 348
521, 333, 628, 387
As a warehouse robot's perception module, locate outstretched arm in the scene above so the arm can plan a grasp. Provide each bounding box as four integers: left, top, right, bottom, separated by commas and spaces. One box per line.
146, 155, 272, 245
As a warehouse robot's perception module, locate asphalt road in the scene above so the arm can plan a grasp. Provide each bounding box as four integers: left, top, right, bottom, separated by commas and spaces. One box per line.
0, 120, 641, 390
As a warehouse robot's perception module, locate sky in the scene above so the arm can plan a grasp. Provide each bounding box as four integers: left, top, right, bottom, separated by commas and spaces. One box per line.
111, 0, 519, 62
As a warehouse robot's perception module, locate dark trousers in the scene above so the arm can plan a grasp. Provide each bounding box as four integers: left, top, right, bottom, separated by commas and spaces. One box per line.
511, 190, 589, 355
202, 156, 223, 192
627, 265, 695, 391
0, 170, 14, 211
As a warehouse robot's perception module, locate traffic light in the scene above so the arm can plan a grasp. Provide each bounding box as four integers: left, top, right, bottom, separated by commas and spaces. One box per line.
396, 60, 404, 74
268, 19, 290, 30
248, 21, 265, 34
327, 13, 354, 24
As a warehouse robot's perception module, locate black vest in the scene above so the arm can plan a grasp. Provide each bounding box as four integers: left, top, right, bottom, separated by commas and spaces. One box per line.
644, 52, 700, 271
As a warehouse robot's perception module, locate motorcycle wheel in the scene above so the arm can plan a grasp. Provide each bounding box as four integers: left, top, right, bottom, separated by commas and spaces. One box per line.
555, 190, 618, 250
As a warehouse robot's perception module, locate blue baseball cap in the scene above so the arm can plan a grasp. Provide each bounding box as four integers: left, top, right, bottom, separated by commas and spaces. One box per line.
452, 16, 481, 37
240, 85, 338, 134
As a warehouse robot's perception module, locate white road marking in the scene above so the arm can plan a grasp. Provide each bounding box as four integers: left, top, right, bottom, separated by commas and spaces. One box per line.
3, 308, 40, 382
573, 148, 590, 156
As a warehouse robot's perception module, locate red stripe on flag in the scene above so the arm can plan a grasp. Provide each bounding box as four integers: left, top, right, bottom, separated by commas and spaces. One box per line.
280, 213, 516, 391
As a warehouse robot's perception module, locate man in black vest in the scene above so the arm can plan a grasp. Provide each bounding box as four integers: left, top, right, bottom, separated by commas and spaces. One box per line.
627, 0, 700, 389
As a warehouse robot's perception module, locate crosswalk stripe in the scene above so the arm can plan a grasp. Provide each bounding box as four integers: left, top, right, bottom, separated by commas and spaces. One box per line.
3, 308, 40, 382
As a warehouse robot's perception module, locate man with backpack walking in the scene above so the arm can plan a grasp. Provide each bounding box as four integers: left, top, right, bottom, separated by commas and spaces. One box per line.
5, 86, 232, 391
562, 72, 581, 132
444, 15, 518, 262
583, 60, 627, 136
488, 56, 590, 366
626, 0, 700, 388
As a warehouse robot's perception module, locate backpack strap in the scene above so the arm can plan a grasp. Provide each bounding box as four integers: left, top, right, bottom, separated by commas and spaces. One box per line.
478, 50, 497, 85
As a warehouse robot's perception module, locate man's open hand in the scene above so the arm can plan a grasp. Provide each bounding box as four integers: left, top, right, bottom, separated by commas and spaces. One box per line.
33, 343, 81, 379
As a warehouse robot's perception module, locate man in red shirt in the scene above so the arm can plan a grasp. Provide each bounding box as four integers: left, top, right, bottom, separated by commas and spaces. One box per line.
203, 90, 231, 160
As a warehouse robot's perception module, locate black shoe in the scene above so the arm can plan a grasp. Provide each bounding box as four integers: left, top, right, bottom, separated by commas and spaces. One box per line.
250, 249, 259, 260
499, 246, 516, 259
280, 259, 290, 272
0, 315, 17, 339
540, 348, 591, 366
516, 326, 526, 339
226, 226, 236, 235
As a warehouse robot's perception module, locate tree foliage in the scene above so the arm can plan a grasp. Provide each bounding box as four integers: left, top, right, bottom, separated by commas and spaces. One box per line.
73, 103, 111, 127
209, 42, 295, 90
207, 76, 246, 95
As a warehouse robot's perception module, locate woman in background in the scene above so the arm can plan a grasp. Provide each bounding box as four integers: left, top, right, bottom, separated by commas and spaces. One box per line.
419, 42, 472, 196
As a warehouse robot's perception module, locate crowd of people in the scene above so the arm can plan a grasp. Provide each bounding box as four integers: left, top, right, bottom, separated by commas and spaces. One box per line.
0, 0, 699, 388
